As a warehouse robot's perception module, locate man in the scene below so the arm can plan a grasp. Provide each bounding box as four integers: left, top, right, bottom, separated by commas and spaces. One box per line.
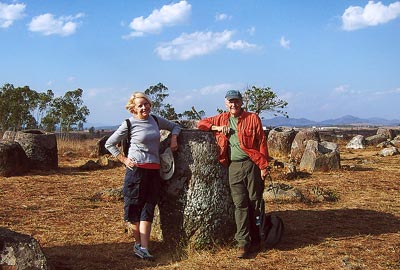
197, 90, 269, 259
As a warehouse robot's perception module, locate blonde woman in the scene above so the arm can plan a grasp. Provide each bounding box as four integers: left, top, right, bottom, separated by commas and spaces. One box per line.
105, 92, 180, 260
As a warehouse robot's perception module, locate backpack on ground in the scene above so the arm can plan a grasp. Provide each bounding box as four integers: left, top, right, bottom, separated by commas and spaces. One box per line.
259, 203, 285, 249
258, 173, 285, 249
121, 115, 159, 157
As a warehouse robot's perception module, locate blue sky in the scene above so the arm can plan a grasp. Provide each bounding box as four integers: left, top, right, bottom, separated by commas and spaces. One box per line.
1, 0, 400, 126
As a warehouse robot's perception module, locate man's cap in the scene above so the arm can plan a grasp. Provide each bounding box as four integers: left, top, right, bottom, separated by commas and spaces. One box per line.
159, 147, 175, 180
225, 90, 242, 100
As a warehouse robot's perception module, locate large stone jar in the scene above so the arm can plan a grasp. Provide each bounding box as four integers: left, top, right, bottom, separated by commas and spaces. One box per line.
3, 130, 58, 170
155, 129, 235, 255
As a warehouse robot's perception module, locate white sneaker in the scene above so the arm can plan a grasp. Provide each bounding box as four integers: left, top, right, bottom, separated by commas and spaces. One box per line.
134, 244, 154, 260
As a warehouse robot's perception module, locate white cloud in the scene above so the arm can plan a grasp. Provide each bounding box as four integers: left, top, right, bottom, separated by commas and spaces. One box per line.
125, 0, 191, 38
0, 2, 25, 28
247, 26, 256, 35
155, 30, 233, 60
333, 85, 363, 95
280, 36, 290, 49
333, 84, 350, 94
342, 1, 400, 31
373, 87, 400, 95
198, 83, 237, 95
28, 13, 84, 36
215, 13, 231, 21
155, 30, 258, 60
227, 40, 257, 50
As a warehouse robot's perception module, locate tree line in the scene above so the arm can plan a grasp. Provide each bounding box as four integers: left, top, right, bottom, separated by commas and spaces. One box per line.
0, 83, 89, 132
145, 83, 288, 120
0, 82, 288, 132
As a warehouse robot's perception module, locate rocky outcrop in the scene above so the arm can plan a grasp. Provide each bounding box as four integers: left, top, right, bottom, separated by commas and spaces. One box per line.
3, 130, 58, 170
379, 147, 399, 157
391, 135, 400, 148
267, 127, 296, 161
365, 134, 388, 146
299, 140, 341, 173
0, 140, 30, 177
290, 129, 320, 163
0, 227, 49, 270
346, 135, 366, 149
96, 135, 110, 156
376, 128, 395, 140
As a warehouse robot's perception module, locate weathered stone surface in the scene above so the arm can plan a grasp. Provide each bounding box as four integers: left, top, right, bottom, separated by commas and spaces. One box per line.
377, 128, 395, 140
346, 135, 366, 149
299, 140, 341, 173
96, 156, 118, 168
96, 135, 110, 156
267, 127, 296, 161
176, 120, 198, 129
3, 130, 58, 170
263, 183, 303, 202
2, 131, 17, 141
0, 140, 30, 177
391, 138, 400, 148
365, 134, 388, 146
290, 129, 320, 163
379, 147, 399, 157
0, 227, 49, 270
377, 141, 393, 148
79, 160, 100, 170
155, 130, 235, 252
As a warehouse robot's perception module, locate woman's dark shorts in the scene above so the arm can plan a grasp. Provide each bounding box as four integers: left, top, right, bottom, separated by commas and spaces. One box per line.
123, 167, 161, 223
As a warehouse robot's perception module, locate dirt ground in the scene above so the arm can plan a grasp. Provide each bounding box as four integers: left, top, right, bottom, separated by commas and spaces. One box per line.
1, 140, 399, 270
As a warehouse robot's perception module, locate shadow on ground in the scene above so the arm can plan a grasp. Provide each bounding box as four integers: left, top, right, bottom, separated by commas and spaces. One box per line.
275, 208, 400, 250
44, 240, 174, 270
43, 208, 400, 269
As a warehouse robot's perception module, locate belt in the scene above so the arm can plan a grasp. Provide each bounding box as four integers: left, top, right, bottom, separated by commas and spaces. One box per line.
231, 157, 250, 162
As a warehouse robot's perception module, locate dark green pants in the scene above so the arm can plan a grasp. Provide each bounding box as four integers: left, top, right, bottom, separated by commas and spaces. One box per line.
229, 159, 264, 248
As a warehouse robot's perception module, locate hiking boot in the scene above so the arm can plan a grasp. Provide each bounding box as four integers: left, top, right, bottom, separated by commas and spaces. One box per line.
134, 244, 154, 261
236, 246, 249, 259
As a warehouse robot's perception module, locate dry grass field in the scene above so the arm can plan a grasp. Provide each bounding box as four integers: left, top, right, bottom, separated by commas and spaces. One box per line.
1, 136, 399, 270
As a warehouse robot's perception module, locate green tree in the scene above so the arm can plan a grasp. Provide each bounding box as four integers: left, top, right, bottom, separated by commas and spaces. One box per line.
144, 83, 169, 117
0, 84, 41, 131
35, 90, 54, 129
143, 82, 206, 120
181, 106, 205, 120
243, 86, 288, 118
162, 103, 179, 120
144, 83, 181, 120
41, 114, 58, 132
44, 88, 90, 132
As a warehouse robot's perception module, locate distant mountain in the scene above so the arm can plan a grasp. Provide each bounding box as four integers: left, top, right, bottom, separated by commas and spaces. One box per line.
89, 124, 119, 131
87, 115, 399, 130
262, 115, 400, 127
262, 116, 317, 127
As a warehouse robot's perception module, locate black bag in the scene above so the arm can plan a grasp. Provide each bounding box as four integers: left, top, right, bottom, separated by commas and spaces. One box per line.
258, 174, 285, 248
121, 115, 159, 157
259, 206, 284, 249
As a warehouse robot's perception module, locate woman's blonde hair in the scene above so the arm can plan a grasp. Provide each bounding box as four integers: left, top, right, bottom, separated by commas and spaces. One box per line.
125, 92, 152, 114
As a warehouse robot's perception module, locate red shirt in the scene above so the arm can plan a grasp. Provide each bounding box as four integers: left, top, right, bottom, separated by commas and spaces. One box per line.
197, 111, 269, 169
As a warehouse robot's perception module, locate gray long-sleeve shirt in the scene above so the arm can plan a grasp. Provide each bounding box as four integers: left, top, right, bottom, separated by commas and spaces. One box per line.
105, 115, 181, 164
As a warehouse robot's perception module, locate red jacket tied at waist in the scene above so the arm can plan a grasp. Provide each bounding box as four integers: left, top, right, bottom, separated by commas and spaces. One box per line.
197, 111, 269, 169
